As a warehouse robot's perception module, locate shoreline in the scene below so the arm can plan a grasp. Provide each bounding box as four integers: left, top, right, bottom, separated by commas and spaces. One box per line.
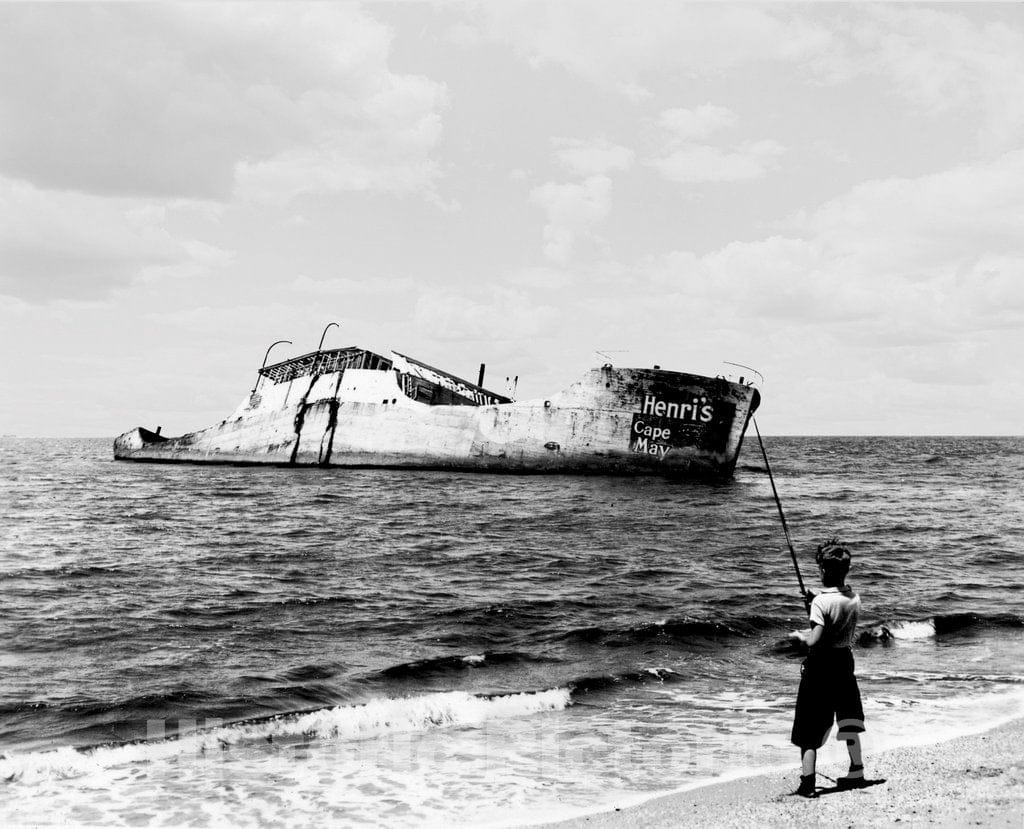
540, 715, 1024, 828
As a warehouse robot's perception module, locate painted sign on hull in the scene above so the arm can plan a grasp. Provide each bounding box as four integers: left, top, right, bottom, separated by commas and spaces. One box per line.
629, 393, 736, 459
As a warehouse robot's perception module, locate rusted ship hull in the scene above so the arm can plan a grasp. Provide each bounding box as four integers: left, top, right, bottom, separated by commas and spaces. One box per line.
114, 348, 760, 478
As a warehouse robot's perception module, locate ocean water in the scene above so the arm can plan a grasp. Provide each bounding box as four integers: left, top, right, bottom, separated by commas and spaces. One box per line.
1, 435, 1023, 826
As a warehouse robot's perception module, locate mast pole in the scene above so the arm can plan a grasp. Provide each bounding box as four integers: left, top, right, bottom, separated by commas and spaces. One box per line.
252, 339, 292, 396
318, 322, 339, 351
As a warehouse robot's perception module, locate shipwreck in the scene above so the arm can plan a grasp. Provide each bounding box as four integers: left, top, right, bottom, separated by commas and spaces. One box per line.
114, 343, 761, 478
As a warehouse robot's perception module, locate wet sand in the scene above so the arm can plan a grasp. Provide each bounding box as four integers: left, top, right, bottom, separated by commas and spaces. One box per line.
545, 717, 1024, 828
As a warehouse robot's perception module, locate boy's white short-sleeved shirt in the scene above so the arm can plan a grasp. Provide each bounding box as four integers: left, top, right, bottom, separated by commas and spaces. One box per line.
809, 586, 861, 648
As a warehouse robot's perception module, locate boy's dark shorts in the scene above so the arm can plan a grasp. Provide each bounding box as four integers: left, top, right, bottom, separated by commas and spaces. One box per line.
791, 647, 865, 749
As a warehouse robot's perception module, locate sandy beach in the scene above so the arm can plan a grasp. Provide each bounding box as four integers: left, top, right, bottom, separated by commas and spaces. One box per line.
546, 717, 1024, 828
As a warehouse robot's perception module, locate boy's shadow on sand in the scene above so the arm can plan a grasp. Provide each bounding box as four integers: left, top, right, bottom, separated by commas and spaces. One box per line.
810, 779, 887, 797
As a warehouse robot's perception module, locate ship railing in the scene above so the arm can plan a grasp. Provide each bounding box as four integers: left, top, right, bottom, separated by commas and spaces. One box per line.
259, 347, 392, 385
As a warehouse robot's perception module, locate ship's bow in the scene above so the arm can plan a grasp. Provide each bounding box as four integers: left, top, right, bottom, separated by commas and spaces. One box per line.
568, 366, 761, 478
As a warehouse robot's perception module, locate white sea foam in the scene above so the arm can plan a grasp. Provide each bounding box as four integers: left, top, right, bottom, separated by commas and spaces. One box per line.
661, 689, 779, 712
644, 667, 678, 679
0, 688, 573, 784
860, 671, 1024, 685
861, 685, 1024, 752
884, 619, 937, 640
861, 618, 939, 641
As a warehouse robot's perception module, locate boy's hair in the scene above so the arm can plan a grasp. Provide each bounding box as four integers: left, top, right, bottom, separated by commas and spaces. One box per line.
816, 537, 851, 581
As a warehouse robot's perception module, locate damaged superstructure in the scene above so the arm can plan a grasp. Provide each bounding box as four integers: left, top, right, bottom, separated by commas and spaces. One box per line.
114, 346, 760, 478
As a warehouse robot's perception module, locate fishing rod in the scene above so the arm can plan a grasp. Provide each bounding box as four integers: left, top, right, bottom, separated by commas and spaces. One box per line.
752, 417, 807, 602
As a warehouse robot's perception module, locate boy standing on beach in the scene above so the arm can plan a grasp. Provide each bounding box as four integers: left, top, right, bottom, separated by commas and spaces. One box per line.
789, 539, 866, 798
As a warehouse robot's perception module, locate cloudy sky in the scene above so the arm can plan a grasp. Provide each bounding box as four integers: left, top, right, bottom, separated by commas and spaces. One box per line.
1, 3, 1022, 437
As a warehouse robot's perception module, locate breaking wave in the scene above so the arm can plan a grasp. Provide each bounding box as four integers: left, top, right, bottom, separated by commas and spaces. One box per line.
379, 650, 551, 679
567, 667, 682, 695
551, 616, 767, 647
858, 612, 1023, 644
551, 610, 1022, 652
0, 663, 690, 784
0, 688, 572, 784
768, 611, 1024, 654
860, 619, 938, 642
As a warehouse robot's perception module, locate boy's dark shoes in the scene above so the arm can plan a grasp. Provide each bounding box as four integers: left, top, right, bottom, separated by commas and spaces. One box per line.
837, 763, 868, 790
836, 776, 886, 791
836, 776, 871, 790
794, 774, 817, 798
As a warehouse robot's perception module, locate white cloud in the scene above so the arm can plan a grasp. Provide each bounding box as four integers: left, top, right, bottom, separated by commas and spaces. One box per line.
529, 175, 613, 264
809, 6, 1024, 152
647, 106, 784, 184
788, 149, 1024, 274
0, 4, 448, 305
642, 236, 871, 327
234, 72, 447, 204
141, 240, 236, 286
0, 4, 448, 202
466, 3, 834, 93
810, 140, 852, 165
650, 140, 785, 184
291, 274, 417, 296
466, 5, 1024, 152
615, 82, 653, 103
962, 254, 1024, 325
504, 265, 577, 291
0, 177, 231, 302
552, 137, 634, 177
658, 105, 737, 141
644, 148, 1024, 344
412, 289, 560, 342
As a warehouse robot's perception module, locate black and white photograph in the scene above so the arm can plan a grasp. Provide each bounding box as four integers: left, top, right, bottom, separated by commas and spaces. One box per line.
1, 2, 1022, 826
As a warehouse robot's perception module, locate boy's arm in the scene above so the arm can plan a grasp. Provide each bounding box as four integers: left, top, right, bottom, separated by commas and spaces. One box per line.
790, 594, 826, 646
803, 622, 824, 647
789, 622, 824, 647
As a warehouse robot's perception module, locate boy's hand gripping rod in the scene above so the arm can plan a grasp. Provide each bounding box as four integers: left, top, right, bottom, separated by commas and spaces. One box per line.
752, 418, 808, 606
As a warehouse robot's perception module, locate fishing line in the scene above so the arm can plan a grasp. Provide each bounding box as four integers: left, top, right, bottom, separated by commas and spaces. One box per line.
752, 417, 807, 600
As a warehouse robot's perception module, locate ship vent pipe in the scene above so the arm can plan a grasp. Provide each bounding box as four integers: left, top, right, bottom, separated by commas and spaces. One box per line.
478, 363, 486, 387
